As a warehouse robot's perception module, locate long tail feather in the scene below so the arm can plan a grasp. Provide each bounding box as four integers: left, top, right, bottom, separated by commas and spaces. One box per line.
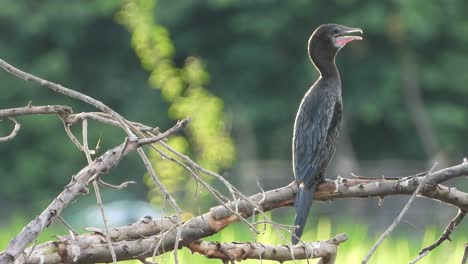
291, 185, 314, 244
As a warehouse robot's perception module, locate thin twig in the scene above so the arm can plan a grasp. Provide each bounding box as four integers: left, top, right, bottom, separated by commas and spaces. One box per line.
83, 120, 117, 264
149, 143, 272, 236
136, 147, 182, 264
56, 216, 79, 237
462, 244, 468, 264
0, 118, 20, 142
0, 58, 136, 139
61, 117, 85, 152
97, 178, 136, 190
0, 118, 188, 264
157, 141, 293, 246
21, 240, 36, 264
65, 112, 156, 132
362, 162, 438, 264
137, 118, 191, 146
409, 250, 429, 263
410, 210, 466, 264
0, 105, 72, 119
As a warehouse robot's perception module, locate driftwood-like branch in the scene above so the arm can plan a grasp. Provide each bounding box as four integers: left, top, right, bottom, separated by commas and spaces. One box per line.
18, 183, 339, 264
187, 234, 348, 263
12, 161, 468, 264
0, 119, 190, 264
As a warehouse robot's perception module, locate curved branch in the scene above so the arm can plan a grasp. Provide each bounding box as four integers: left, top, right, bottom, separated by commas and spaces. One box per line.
0, 118, 20, 142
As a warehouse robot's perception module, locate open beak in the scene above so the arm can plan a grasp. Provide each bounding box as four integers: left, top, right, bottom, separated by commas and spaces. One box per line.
334, 28, 363, 47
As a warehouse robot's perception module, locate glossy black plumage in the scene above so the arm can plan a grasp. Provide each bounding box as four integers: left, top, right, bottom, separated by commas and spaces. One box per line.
292, 24, 362, 244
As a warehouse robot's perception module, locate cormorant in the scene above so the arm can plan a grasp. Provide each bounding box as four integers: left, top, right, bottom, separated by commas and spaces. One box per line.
292, 24, 362, 244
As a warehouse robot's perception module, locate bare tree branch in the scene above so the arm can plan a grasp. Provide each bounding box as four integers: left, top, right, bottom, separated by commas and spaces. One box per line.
17, 184, 345, 264
325, 166, 468, 211
362, 163, 438, 264
462, 243, 468, 264
136, 147, 183, 264
0, 105, 72, 119
64, 112, 156, 132
0, 118, 20, 142
10, 161, 468, 264
186, 234, 348, 263
410, 210, 466, 264
0, 119, 190, 264
82, 120, 117, 264
1, 55, 467, 264
0, 58, 136, 138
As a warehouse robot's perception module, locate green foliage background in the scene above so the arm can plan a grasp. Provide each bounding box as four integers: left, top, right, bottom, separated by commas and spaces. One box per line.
1, 0, 468, 262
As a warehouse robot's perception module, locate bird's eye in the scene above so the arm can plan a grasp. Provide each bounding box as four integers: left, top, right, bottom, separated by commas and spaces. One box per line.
332, 29, 339, 35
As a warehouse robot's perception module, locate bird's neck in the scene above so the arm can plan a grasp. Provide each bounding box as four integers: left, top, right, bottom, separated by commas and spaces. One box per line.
311, 53, 340, 79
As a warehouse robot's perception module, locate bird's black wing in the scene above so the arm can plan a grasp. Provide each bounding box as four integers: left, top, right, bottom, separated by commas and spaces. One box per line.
293, 91, 339, 188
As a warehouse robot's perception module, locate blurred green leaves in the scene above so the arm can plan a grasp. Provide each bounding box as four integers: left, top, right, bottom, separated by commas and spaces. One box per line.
116, 0, 235, 209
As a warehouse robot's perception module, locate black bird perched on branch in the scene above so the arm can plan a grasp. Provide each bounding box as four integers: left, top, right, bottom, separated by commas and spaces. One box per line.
292, 24, 362, 244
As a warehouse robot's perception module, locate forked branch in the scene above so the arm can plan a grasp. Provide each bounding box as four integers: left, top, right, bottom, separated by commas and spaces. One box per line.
11, 163, 468, 264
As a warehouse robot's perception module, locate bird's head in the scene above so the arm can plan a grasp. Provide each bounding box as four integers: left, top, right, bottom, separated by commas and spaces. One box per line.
309, 24, 363, 51
308, 24, 363, 75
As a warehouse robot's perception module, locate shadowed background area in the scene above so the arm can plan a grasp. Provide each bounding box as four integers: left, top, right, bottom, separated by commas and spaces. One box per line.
0, 1, 467, 263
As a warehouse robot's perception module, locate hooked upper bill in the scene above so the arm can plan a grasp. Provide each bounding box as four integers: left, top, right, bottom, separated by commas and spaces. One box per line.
334, 28, 363, 47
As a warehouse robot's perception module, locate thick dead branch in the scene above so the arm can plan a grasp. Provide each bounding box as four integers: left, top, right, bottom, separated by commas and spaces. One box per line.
18, 185, 343, 264
0, 119, 190, 264
13, 162, 468, 264
187, 234, 347, 263
84, 216, 179, 241
326, 163, 468, 211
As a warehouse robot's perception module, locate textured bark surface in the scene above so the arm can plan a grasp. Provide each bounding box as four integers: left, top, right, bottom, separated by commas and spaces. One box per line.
187, 234, 348, 263
12, 162, 468, 264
